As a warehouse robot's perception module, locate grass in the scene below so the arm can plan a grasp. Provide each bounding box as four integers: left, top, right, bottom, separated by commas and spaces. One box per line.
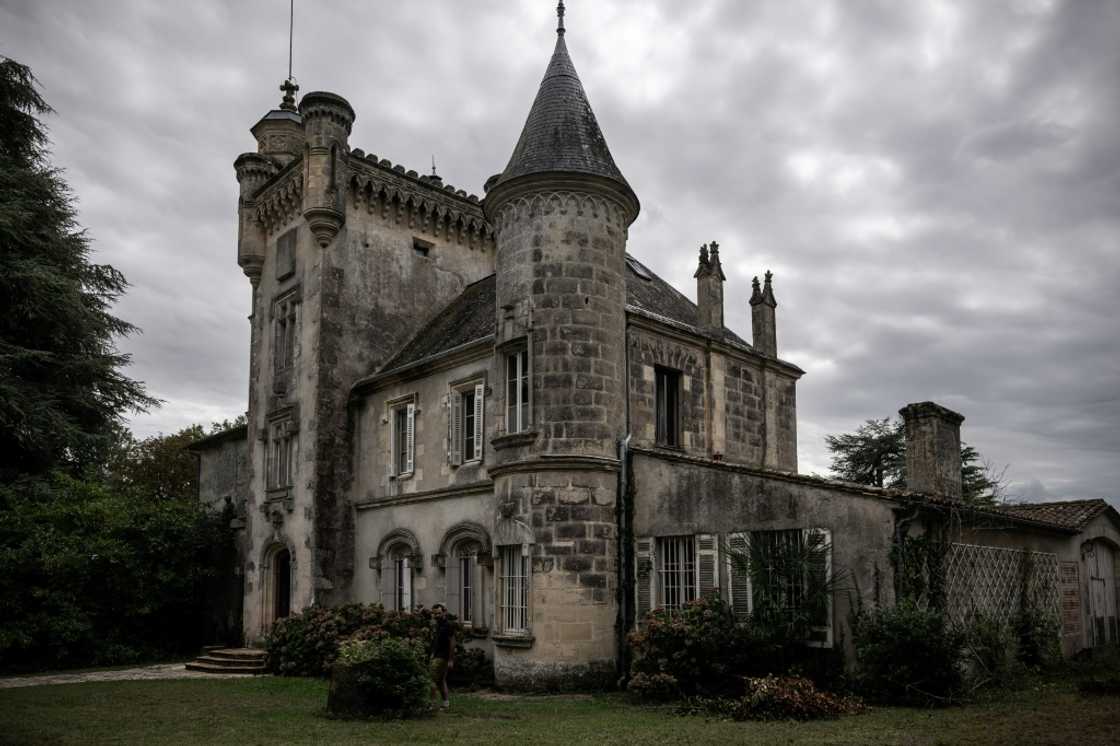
1, 675, 1118, 746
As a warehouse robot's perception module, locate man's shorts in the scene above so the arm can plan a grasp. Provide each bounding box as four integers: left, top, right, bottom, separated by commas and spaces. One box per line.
430, 656, 449, 683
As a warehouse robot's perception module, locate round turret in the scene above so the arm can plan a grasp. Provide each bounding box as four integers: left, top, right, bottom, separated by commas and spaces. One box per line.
297, 91, 355, 247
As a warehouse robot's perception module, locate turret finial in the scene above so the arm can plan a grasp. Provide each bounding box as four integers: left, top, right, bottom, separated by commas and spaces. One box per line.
557, 1, 566, 36
750, 276, 763, 305
762, 270, 777, 307
279, 78, 299, 112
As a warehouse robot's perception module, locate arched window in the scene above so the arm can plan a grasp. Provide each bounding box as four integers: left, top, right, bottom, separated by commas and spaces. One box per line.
376, 529, 422, 612
439, 522, 493, 630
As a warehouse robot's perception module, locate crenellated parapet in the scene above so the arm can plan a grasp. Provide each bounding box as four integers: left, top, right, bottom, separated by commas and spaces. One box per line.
347, 154, 494, 251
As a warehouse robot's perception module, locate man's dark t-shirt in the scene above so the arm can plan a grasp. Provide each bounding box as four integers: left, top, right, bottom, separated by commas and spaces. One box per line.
432, 618, 453, 660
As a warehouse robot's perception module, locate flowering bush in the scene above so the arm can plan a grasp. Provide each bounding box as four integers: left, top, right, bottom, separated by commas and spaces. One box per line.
737, 675, 864, 720
326, 637, 431, 720
627, 594, 754, 698
265, 603, 493, 687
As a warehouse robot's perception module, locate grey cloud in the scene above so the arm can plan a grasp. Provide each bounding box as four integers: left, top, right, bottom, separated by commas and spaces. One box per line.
1, 0, 1115, 508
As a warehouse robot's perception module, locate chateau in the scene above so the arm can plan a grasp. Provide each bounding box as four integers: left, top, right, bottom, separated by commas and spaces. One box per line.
193, 5, 1119, 688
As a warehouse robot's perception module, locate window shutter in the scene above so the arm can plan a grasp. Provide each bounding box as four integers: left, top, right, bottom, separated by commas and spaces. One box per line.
473, 383, 485, 461
379, 565, 393, 608
696, 533, 719, 597
401, 558, 412, 611
405, 403, 415, 474
446, 555, 460, 621
450, 391, 462, 466
805, 528, 833, 648
727, 532, 751, 621
635, 537, 654, 624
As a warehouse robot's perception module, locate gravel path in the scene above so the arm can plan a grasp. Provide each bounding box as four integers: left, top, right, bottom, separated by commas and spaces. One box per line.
0, 663, 257, 689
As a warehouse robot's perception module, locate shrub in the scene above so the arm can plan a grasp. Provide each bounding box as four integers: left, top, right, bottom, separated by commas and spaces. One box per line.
0, 473, 232, 673
628, 672, 682, 701
736, 675, 864, 721
1077, 675, 1120, 696
266, 604, 390, 676
627, 594, 749, 698
266, 604, 494, 688
1013, 606, 1061, 668
854, 601, 965, 706
960, 613, 1020, 689
326, 637, 432, 720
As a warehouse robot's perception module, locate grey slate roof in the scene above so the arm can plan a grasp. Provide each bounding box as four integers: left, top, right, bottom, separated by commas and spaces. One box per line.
493, 33, 631, 190
373, 256, 754, 379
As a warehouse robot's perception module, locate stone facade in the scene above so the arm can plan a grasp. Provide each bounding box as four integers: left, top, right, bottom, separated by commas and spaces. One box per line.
199, 8, 1106, 687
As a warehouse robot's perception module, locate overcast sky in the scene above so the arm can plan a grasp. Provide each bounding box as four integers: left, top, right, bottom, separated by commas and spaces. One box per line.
2, 0, 1117, 506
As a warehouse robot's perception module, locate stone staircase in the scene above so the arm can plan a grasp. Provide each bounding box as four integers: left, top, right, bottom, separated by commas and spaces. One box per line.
185, 646, 267, 675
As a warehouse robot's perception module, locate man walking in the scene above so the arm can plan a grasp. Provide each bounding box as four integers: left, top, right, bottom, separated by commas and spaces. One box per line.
430, 603, 454, 710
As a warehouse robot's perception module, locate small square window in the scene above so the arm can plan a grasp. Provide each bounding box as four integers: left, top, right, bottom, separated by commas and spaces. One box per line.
413, 237, 433, 258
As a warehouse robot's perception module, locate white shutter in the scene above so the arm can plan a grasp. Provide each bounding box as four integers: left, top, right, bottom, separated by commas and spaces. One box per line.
635, 537, 654, 624
401, 557, 412, 611
696, 533, 719, 597
450, 390, 462, 466
805, 528, 833, 648
727, 532, 751, 621
405, 402, 415, 474
473, 383, 485, 461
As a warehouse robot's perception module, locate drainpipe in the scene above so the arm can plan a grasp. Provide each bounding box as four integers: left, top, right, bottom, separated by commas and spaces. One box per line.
616, 432, 633, 684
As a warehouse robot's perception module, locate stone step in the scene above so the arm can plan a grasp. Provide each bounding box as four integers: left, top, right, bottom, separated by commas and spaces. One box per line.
207, 648, 266, 662
185, 660, 267, 675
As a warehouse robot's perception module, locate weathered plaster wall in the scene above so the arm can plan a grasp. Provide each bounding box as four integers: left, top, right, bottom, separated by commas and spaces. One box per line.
352, 353, 497, 501
196, 435, 249, 514
631, 451, 900, 655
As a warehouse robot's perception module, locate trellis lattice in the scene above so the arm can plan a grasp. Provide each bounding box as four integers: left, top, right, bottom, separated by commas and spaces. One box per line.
944, 543, 1060, 625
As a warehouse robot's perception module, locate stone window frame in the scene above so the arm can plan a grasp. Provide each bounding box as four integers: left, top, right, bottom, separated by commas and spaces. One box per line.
496, 543, 531, 637
436, 522, 493, 633
503, 343, 530, 435
372, 529, 423, 612
265, 407, 298, 496
270, 286, 302, 390
385, 394, 417, 483
654, 365, 682, 448
448, 375, 486, 467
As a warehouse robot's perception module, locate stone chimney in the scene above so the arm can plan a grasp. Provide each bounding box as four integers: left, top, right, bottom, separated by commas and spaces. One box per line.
694, 241, 725, 331
899, 401, 964, 499
750, 271, 777, 357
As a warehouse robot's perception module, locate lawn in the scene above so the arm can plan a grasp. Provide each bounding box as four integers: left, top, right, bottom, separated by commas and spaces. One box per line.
1, 675, 1117, 746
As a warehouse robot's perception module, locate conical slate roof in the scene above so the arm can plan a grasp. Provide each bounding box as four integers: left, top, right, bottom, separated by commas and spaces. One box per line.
494, 32, 630, 190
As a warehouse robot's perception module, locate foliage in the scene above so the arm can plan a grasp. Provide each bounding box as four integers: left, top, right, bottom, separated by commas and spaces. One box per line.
1077, 675, 1120, 696
326, 637, 432, 720
627, 594, 750, 698
853, 601, 965, 706
824, 417, 1006, 505
890, 530, 947, 607
0, 471, 232, 672
959, 613, 1021, 690
105, 417, 245, 501
265, 603, 493, 688
736, 675, 865, 721
0, 57, 156, 481
1013, 604, 1061, 669
724, 530, 846, 645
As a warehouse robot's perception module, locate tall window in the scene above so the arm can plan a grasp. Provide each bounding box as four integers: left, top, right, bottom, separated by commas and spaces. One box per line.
498, 545, 530, 635
656, 535, 696, 612
655, 367, 680, 447
391, 401, 415, 476
267, 420, 296, 490
275, 227, 297, 279
506, 349, 529, 433
273, 294, 299, 374
458, 549, 475, 626
450, 382, 484, 465
393, 551, 413, 611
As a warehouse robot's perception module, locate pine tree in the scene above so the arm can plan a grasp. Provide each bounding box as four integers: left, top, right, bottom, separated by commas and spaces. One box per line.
0, 58, 156, 480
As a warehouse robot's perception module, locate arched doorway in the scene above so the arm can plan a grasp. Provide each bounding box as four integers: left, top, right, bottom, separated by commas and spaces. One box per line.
274, 548, 292, 621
